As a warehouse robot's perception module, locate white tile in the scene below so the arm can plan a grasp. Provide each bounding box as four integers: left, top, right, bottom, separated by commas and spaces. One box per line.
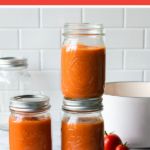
126, 8, 150, 27
0, 30, 18, 49
144, 71, 150, 81
28, 71, 60, 91
43, 91, 62, 121
106, 50, 123, 69
83, 8, 123, 27
145, 29, 150, 48
106, 70, 143, 82
41, 49, 60, 69
105, 29, 144, 48
20, 29, 60, 49
42, 8, 81, 27
0, 8, 39, 27
125, 50, 150, 69
1, 50, 40, 70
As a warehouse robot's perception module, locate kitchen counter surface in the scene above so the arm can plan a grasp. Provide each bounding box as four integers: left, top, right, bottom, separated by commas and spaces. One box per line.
0, 130, 150, 150
0, 129, 149, 150
0, 130, 9, 150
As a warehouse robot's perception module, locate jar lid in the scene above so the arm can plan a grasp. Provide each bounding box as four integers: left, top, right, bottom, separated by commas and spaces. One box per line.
0, 57, 27, 69
63, 23, 104, 35
62, 97, 103, 112
10, 95, 50, 112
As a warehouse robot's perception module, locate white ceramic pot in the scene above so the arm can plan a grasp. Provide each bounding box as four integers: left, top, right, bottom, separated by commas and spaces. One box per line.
103, 82, 150, 149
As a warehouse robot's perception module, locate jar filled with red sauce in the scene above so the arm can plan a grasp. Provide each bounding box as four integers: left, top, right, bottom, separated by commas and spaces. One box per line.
9, 95, 52, 150
61, 23, 105, 99
61, 98, 104, 150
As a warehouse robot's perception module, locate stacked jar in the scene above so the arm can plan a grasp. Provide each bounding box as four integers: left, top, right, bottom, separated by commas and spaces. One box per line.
61, 23, 106, 150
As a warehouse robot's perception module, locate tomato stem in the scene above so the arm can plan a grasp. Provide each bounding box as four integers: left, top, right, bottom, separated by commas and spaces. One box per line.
124, 142, 128, 146
104, 131, 108, 135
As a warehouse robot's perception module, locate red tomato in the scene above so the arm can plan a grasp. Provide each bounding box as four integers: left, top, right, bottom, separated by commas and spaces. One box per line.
104, 132, 122, 150
116, 144, 129, 150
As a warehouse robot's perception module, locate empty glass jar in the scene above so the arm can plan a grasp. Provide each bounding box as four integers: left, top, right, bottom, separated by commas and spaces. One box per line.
0, 57, 31, 130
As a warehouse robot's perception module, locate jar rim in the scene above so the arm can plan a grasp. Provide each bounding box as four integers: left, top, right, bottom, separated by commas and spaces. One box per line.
63, 23, 104, 36
0, 57, 28, 70
62, 97, 103, 112
10, 94, 50, 113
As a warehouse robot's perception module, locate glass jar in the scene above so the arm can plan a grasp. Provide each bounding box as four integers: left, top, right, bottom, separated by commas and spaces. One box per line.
61, 98, 104, 150
0, 57, 31, 111
61, 23, 106, 99
9, 94, 52, 150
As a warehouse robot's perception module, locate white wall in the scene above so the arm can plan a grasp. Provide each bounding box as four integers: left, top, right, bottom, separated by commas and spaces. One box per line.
0, 7, 150, 149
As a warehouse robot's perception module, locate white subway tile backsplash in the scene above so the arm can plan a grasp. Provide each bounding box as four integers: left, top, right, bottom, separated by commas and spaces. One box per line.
106, 70, 143, 82
20, 29, 60, 49
126, 8, 150, 27
0, 50, 40, 70
28, 71, 60, 91
42, 8, 81, 27
105, 29, 144, 48
41, 49, 61, 69
0, 8, 39, 27
125, 50, 150, 69
0, 30, 18, 49
106, 50, 123, 69
83, 8, 123, 27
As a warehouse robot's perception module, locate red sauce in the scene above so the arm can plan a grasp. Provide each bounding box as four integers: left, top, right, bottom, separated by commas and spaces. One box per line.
61, 44, 105, 99
9, 116, 52, 150
62, 118, 104, 150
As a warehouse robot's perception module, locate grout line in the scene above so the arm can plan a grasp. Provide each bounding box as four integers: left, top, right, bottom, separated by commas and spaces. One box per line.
0, 27, 145, 30
39, 49, 42, 71
29, 69, 60, 72
143, 70, 145, 81
39, 8, 43, 28
123, 8, 126, 28
40, 49, 43, 70
105, 27, 145, 30
107, 68, 144, 71
144, 28, 147, 48
60, 28, 62, 48
122, 49, 126, 70
18, 29, 21, 49
81, 8, 84, 23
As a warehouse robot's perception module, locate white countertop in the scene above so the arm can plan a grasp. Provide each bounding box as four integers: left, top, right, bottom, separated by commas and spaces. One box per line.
0, 129, 148, 150
0, 130, 9, 150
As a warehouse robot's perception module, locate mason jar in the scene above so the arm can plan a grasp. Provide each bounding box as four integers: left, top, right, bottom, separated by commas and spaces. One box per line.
61, 23, 106, 99
61, 98, 104, 150
0, 57, 31, 111
9, 94, 52, 150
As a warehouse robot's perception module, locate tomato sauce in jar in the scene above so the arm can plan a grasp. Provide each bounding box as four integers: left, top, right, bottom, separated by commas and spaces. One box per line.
61, 23, 105, 99
9, 95, 52, 150
61, 44, 105, 99
61, 98, 104, 150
